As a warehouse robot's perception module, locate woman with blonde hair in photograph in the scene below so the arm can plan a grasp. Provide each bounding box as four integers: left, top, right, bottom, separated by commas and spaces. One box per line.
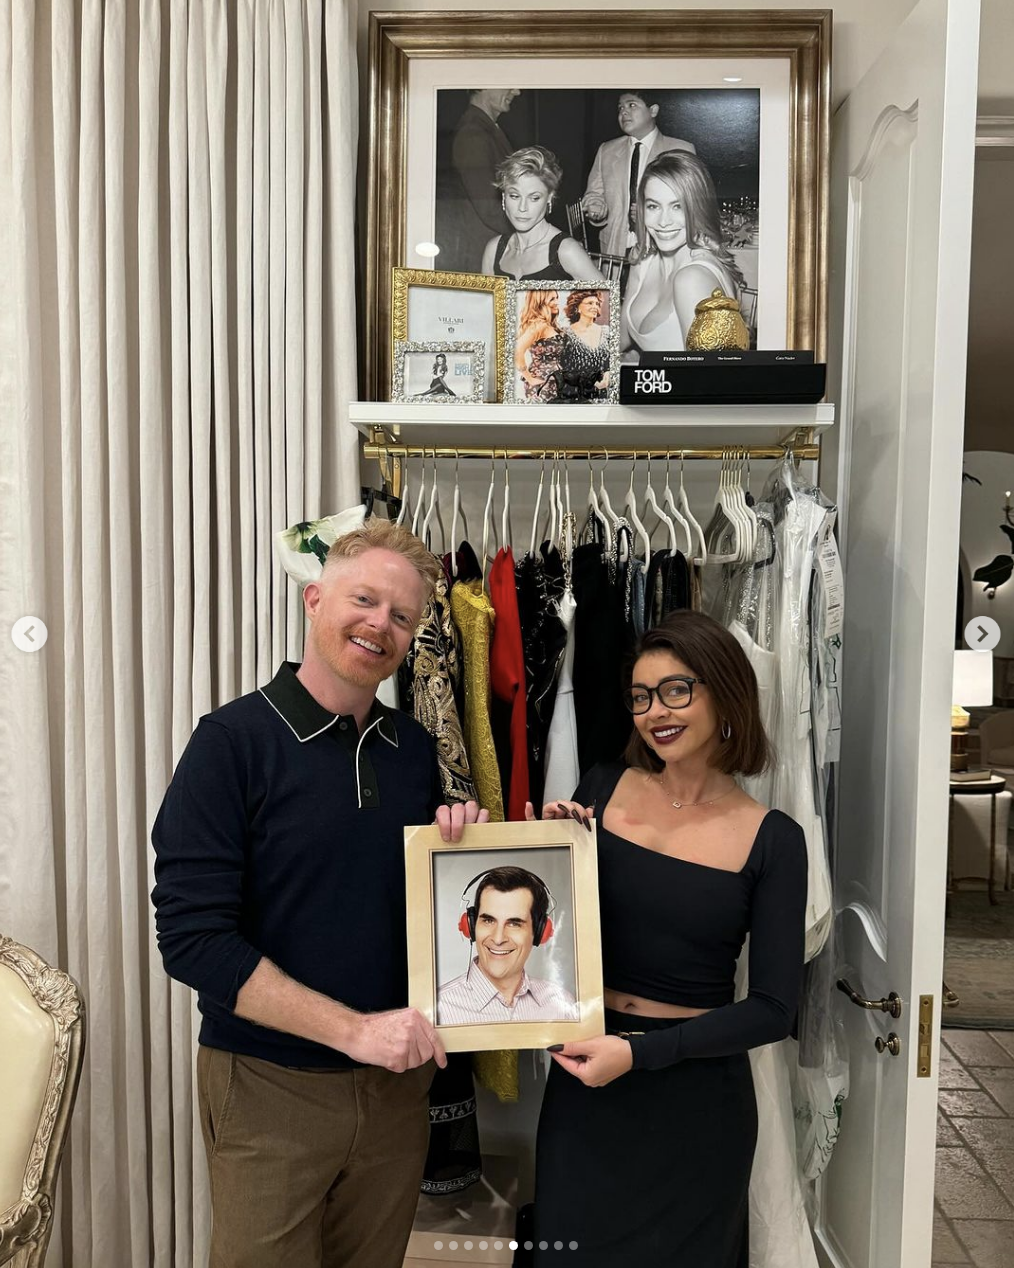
482, 145, 604, 283
621, 150, 745, 357
514, 289, 564, 401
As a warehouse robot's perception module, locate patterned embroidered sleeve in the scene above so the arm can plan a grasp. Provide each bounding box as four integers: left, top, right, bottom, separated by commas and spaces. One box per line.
412, 574, 477, 805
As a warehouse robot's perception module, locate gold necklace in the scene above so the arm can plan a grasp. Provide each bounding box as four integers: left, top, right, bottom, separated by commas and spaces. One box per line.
650, 772, 738, 810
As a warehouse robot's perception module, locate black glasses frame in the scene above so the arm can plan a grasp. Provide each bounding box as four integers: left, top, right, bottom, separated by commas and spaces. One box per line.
622, 674, 707, 715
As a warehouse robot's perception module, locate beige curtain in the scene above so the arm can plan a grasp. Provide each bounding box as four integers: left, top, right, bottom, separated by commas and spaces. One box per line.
0, 2, 360, 1263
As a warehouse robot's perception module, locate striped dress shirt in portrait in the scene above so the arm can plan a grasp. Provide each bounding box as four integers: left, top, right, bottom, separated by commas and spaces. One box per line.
437, 959, 579, 1026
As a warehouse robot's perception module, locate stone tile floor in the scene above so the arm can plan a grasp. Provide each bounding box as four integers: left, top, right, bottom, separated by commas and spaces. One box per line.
933, 1029, 1014, 1266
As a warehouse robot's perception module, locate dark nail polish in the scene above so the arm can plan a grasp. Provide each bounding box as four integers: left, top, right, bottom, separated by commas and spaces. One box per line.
547, 1044, 564, 1052
583, 816, 592, 832
569, 808, 582, 824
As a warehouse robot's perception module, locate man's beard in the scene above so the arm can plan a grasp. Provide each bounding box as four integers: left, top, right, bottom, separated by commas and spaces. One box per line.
314, 623, 396, 688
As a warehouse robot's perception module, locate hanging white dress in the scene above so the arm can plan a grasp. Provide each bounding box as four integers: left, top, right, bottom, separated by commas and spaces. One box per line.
542, 589, 579, 804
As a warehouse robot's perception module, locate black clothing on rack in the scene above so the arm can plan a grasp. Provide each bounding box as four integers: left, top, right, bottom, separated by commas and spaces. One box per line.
571, 542, 631, 774
515, 550, 568, 808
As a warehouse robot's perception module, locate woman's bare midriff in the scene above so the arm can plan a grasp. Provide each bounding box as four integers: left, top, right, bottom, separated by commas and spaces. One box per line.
604, 988, 712, 1019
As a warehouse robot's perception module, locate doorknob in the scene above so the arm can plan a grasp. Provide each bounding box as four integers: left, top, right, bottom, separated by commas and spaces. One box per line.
836, 978, 903, 1018
875, 1033, 902, 1056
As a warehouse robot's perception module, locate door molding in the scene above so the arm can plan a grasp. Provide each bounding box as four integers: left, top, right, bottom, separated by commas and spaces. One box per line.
976, 115, 1014, 146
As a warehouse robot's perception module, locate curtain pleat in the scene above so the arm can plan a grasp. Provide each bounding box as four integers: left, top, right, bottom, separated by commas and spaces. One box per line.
0, 3, 360, 1262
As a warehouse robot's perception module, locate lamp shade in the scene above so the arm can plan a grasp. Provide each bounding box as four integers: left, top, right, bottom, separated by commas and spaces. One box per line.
952, 649, 993, 706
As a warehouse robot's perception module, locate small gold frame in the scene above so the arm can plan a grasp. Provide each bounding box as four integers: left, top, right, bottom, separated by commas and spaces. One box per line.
392, 267, 509, 402
406, 819, 604, 1053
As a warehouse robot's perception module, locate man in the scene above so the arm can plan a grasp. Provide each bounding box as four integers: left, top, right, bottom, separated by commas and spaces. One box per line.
440, 87, 520, 271
437, 866, 578, 1024
151, 518, 488, 1268
582, 90, 696, 259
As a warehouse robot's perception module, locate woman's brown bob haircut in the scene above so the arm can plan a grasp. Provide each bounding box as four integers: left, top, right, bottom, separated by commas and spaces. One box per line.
623, 610, 772, 778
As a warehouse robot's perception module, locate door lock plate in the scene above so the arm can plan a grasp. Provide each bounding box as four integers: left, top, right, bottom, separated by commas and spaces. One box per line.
918, 995, 934, 1077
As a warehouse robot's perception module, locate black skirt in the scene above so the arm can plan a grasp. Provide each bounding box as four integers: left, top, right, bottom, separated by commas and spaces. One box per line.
533, 1012, 757, 1267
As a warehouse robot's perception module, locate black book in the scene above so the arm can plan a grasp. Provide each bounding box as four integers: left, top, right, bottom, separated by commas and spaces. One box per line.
638, 349, 815, 367
619, 361, 827, 405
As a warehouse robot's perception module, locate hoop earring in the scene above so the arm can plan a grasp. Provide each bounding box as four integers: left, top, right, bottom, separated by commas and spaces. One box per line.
721, 721, 732, 740
547, 197, 554, 213
501, 195, 506, 212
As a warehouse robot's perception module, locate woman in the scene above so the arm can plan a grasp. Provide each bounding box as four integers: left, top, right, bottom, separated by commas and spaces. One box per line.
481, 146, 604, 283
621, 151, 746, 357
558, 289, 610, 401
515, 290, 564, 401
526, 611, 806, 1266
415, 352, 456, 398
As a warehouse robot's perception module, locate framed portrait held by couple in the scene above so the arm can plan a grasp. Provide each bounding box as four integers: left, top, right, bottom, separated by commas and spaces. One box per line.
405, 819, 604, 1053
365, 9, 829, 397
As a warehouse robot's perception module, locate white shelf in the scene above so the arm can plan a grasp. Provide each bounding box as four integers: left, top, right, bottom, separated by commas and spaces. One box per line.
350, 401, 833, 452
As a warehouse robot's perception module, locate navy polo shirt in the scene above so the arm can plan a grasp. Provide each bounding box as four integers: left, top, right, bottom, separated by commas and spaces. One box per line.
151, 662, 442, 1069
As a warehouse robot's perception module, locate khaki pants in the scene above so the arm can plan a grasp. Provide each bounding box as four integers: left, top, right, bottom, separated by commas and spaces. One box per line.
197, 1045, 434, 1268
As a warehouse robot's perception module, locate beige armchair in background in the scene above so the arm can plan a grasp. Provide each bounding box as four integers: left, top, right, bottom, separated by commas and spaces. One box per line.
980, 710, 1014, 778
0, 937, 85, 1267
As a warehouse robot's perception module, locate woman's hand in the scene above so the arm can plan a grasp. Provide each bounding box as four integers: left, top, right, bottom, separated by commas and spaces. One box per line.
524, 800, 594, 830
546, 1035, 633, 1087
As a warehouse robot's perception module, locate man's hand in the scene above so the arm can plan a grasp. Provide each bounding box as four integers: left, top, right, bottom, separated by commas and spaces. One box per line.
435, 799, 490, 843
342, 1007, 448, 1073
582, 193, 607, 224
547, 1035, 633, 1087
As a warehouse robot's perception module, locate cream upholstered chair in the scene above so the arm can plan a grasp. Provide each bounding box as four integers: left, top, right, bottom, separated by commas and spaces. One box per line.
0, 937, 85, 1267
980, 710, 1014, 777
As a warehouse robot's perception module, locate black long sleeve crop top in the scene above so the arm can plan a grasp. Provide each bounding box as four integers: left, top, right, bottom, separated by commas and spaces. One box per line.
574, 763, 807, 1071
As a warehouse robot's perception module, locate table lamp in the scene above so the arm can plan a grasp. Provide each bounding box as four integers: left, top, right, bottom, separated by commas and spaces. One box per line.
951, 649, 994, 771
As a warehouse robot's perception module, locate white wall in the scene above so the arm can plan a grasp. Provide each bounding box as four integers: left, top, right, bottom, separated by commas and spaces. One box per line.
960, 452, 1014, 657
355, 1, 918, 108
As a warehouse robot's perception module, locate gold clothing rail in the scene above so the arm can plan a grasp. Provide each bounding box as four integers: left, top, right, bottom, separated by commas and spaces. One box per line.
362, 442, 820, 463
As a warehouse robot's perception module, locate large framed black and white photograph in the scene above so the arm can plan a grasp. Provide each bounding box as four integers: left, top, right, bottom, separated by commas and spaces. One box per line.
391, 268, 508, 402
365, 10, 829, 396
504, 280, 620, 404
393, 340, 485, 404
405, 819, 604, 1053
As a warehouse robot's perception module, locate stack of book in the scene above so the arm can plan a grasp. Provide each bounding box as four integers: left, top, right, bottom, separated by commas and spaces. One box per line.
950, 767, 994, 783
619, 349, 826, 405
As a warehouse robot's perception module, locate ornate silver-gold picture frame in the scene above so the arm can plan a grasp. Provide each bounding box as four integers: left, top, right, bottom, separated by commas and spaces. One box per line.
391, 268, 508, 402
365, 10, 830, 399
393, 340, 485, 404
406, 819, 604, 1054
504, 280, 620, 405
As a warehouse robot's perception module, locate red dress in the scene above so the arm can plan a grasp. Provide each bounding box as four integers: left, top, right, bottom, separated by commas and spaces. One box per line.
488, 547, 530, 821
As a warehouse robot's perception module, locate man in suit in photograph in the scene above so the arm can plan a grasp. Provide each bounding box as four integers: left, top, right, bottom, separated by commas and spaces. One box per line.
582, 90, 696, 259
443, 87, 521, 271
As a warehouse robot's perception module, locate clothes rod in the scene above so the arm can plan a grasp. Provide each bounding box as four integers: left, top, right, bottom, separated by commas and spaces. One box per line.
362, 443, 821, 462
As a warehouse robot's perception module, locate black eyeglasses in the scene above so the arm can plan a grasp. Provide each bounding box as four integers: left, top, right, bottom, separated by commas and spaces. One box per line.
622, 675, 706, 715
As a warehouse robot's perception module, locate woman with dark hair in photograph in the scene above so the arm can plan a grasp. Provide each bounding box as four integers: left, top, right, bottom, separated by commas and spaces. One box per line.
416, 352, 456, 398
515, 289, 564, 401
481, 146, 604, 282
621, 150, 746, 357
558, 289, 610, 401
526, 610, 806, 1267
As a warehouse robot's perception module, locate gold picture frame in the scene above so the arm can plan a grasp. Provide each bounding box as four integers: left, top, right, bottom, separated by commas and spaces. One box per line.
392, 267, 508, 402
365, 9, 831, 399
405, 819, 604, 1053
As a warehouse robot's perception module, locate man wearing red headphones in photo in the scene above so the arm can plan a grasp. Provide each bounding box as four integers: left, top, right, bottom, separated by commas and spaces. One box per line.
436, 865, 579, 1025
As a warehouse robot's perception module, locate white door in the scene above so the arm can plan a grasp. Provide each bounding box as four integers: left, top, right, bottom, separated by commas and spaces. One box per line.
816, 1, 981, 1265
